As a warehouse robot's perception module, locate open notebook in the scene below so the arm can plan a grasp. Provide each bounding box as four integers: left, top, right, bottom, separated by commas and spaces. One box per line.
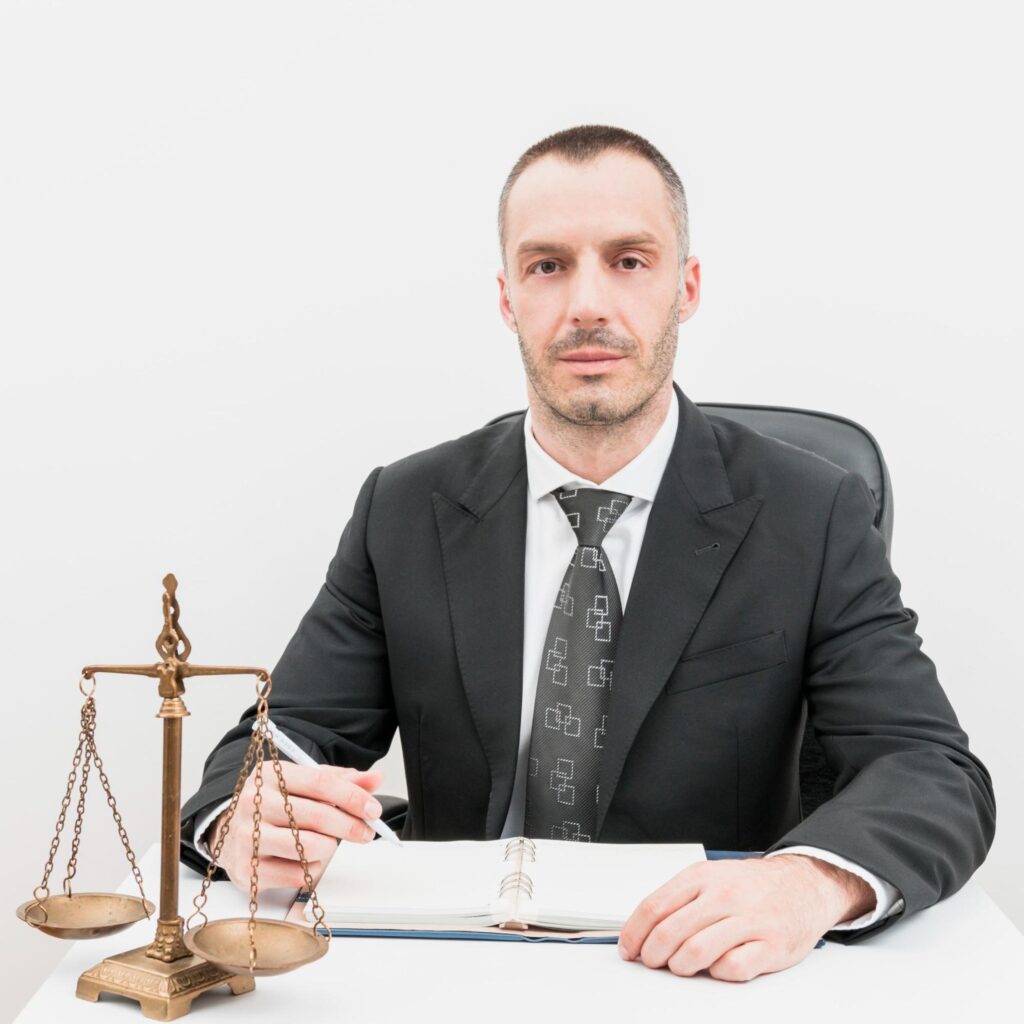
294, 837, 705, 941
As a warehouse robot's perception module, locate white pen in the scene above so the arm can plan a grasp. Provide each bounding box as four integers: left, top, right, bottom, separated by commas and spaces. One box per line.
252, 718, 403, 847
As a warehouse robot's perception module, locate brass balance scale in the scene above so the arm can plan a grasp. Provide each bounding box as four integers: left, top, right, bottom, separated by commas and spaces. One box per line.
16, 574, 332, 1019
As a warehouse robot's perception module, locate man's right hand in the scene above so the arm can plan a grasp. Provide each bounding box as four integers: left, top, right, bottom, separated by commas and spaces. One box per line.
204, 763, 385, 892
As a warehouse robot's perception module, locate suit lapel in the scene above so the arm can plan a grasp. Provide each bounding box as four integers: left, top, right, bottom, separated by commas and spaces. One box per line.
432, 383, 764, 841
433, 416, 527, 838
593, 384, 764, 837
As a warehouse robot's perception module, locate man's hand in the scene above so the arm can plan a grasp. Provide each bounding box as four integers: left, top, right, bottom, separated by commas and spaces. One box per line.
204, 763, 385, 892
617, 854, 876, 982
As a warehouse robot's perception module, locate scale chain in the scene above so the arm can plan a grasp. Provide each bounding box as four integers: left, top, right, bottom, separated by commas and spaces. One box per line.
240, 706, 331, 963
187, 724, 261, 929
61, 700, 95, 896
83, 707, 147, 905
30, 683, 148, 921
185, 683, 331, 968
248, 715, 267, 972
34, 708, 89, 905
266, 733, 329, 942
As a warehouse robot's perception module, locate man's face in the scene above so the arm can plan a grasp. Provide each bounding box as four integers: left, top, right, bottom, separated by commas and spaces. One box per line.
497, 149, 700, 426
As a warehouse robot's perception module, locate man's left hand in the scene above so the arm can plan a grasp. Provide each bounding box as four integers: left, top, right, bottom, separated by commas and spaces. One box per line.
617, 854, 876, 982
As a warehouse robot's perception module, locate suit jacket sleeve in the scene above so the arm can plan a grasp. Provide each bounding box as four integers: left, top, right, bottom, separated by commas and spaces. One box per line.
764, 470, 996, 941
179, 466, 398, 876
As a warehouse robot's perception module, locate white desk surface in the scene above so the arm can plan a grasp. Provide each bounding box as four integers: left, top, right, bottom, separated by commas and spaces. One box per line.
16, 844, 1024, 1024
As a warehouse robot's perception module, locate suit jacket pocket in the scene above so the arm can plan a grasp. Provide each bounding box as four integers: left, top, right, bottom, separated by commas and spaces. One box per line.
666, 628, 788, 695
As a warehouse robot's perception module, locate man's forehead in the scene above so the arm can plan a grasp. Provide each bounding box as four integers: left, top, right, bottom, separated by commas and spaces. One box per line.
505, 150, 673, 253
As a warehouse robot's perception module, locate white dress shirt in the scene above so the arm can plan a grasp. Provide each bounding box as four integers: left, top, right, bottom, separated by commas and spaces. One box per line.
197, 388, 903, 930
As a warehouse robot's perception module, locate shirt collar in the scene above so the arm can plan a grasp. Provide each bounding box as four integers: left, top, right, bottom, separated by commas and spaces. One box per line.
523, 387, 679, 504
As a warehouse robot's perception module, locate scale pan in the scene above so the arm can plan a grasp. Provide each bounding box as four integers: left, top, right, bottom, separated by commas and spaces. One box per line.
183, 917, 328, 976
16, 893, 155, 939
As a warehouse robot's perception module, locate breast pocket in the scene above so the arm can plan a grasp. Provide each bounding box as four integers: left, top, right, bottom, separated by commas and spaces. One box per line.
666, 628, 788, 695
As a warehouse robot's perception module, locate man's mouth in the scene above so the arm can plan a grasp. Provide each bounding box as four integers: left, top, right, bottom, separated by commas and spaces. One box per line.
560, 349, 627, 362
559, 349, 628, 373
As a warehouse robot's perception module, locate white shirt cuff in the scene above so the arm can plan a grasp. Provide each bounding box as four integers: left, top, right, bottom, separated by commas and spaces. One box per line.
192, 797, 233, 862
763, 844, 905, 930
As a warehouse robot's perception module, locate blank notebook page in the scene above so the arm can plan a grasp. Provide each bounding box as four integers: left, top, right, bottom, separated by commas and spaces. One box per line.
312, 839, 506, 916
527, 840, 705, 922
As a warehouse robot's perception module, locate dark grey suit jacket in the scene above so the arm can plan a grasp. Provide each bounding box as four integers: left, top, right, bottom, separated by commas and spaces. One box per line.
180, 380, 995, 941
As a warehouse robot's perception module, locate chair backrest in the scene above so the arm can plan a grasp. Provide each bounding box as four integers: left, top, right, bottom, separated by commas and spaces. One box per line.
697, 402, 894, 557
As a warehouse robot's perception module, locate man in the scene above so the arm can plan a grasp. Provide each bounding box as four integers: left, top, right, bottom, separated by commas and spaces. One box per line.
181, 125, 995, 982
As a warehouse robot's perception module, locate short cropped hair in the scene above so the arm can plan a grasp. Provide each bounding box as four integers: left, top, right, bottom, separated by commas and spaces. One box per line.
498, 124, 689, 271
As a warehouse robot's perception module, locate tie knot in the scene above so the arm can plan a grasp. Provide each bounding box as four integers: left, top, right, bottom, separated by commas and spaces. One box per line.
553, 487, 633, 548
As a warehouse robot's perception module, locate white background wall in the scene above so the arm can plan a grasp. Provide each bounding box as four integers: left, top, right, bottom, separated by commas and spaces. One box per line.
2, 1, 1021, 1018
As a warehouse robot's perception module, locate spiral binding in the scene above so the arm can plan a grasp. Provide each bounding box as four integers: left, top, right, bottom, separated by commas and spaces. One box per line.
498, 871, 535, 899
503, 837, 537, 863
497, 837, 536, 930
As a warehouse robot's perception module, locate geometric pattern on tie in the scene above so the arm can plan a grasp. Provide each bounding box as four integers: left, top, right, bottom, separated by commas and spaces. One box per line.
523, 486, 632, 843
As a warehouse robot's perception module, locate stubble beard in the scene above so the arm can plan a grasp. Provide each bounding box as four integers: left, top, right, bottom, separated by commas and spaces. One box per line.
517, 290, 681, 429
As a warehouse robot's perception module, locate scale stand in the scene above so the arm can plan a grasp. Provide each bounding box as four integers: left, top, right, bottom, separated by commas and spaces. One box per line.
18, 574, 330, 1020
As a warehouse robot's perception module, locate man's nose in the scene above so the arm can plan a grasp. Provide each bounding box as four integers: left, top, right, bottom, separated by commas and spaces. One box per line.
567, 258, 609, 329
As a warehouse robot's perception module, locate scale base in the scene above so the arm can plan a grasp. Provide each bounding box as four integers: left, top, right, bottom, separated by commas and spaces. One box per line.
76, 945, 255, 1020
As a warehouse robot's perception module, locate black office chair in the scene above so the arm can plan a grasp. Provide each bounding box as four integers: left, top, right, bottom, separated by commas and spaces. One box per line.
376, 400, 894, 835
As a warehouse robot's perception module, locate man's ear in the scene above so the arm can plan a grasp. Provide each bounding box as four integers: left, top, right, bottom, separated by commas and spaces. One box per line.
677, 255, 701, 323
497, 270, 519, 332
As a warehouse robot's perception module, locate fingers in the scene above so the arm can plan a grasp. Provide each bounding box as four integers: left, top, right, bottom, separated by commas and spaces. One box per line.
352, 768, 385, 794
228, 855, 324, 891
633, 897, 729, 969
618, 866, 704, 960
261, 763, 385, 822
631, 911, 781, 982
662, 916, 753, 977
218, 763, 386, 895
256, 825, 339, 864
707, 939, 774, 983
221, 823, 341, 894
242, 790, 375, 842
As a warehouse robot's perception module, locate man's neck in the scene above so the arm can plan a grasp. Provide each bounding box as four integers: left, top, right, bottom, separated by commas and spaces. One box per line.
528, 383, 673, 486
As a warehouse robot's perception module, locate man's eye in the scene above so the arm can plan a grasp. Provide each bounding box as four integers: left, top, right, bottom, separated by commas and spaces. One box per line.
530, 260, 560, 275
528, 256, 645, 275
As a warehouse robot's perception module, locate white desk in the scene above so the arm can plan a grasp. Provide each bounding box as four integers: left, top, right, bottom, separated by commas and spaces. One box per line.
16, 844, 1024, 1024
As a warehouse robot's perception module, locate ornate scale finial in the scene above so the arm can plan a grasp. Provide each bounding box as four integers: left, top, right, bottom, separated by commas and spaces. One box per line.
156, 573, 191, 662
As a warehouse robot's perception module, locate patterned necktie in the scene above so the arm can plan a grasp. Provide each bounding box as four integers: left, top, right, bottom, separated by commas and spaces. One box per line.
523, 486, 633, 842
